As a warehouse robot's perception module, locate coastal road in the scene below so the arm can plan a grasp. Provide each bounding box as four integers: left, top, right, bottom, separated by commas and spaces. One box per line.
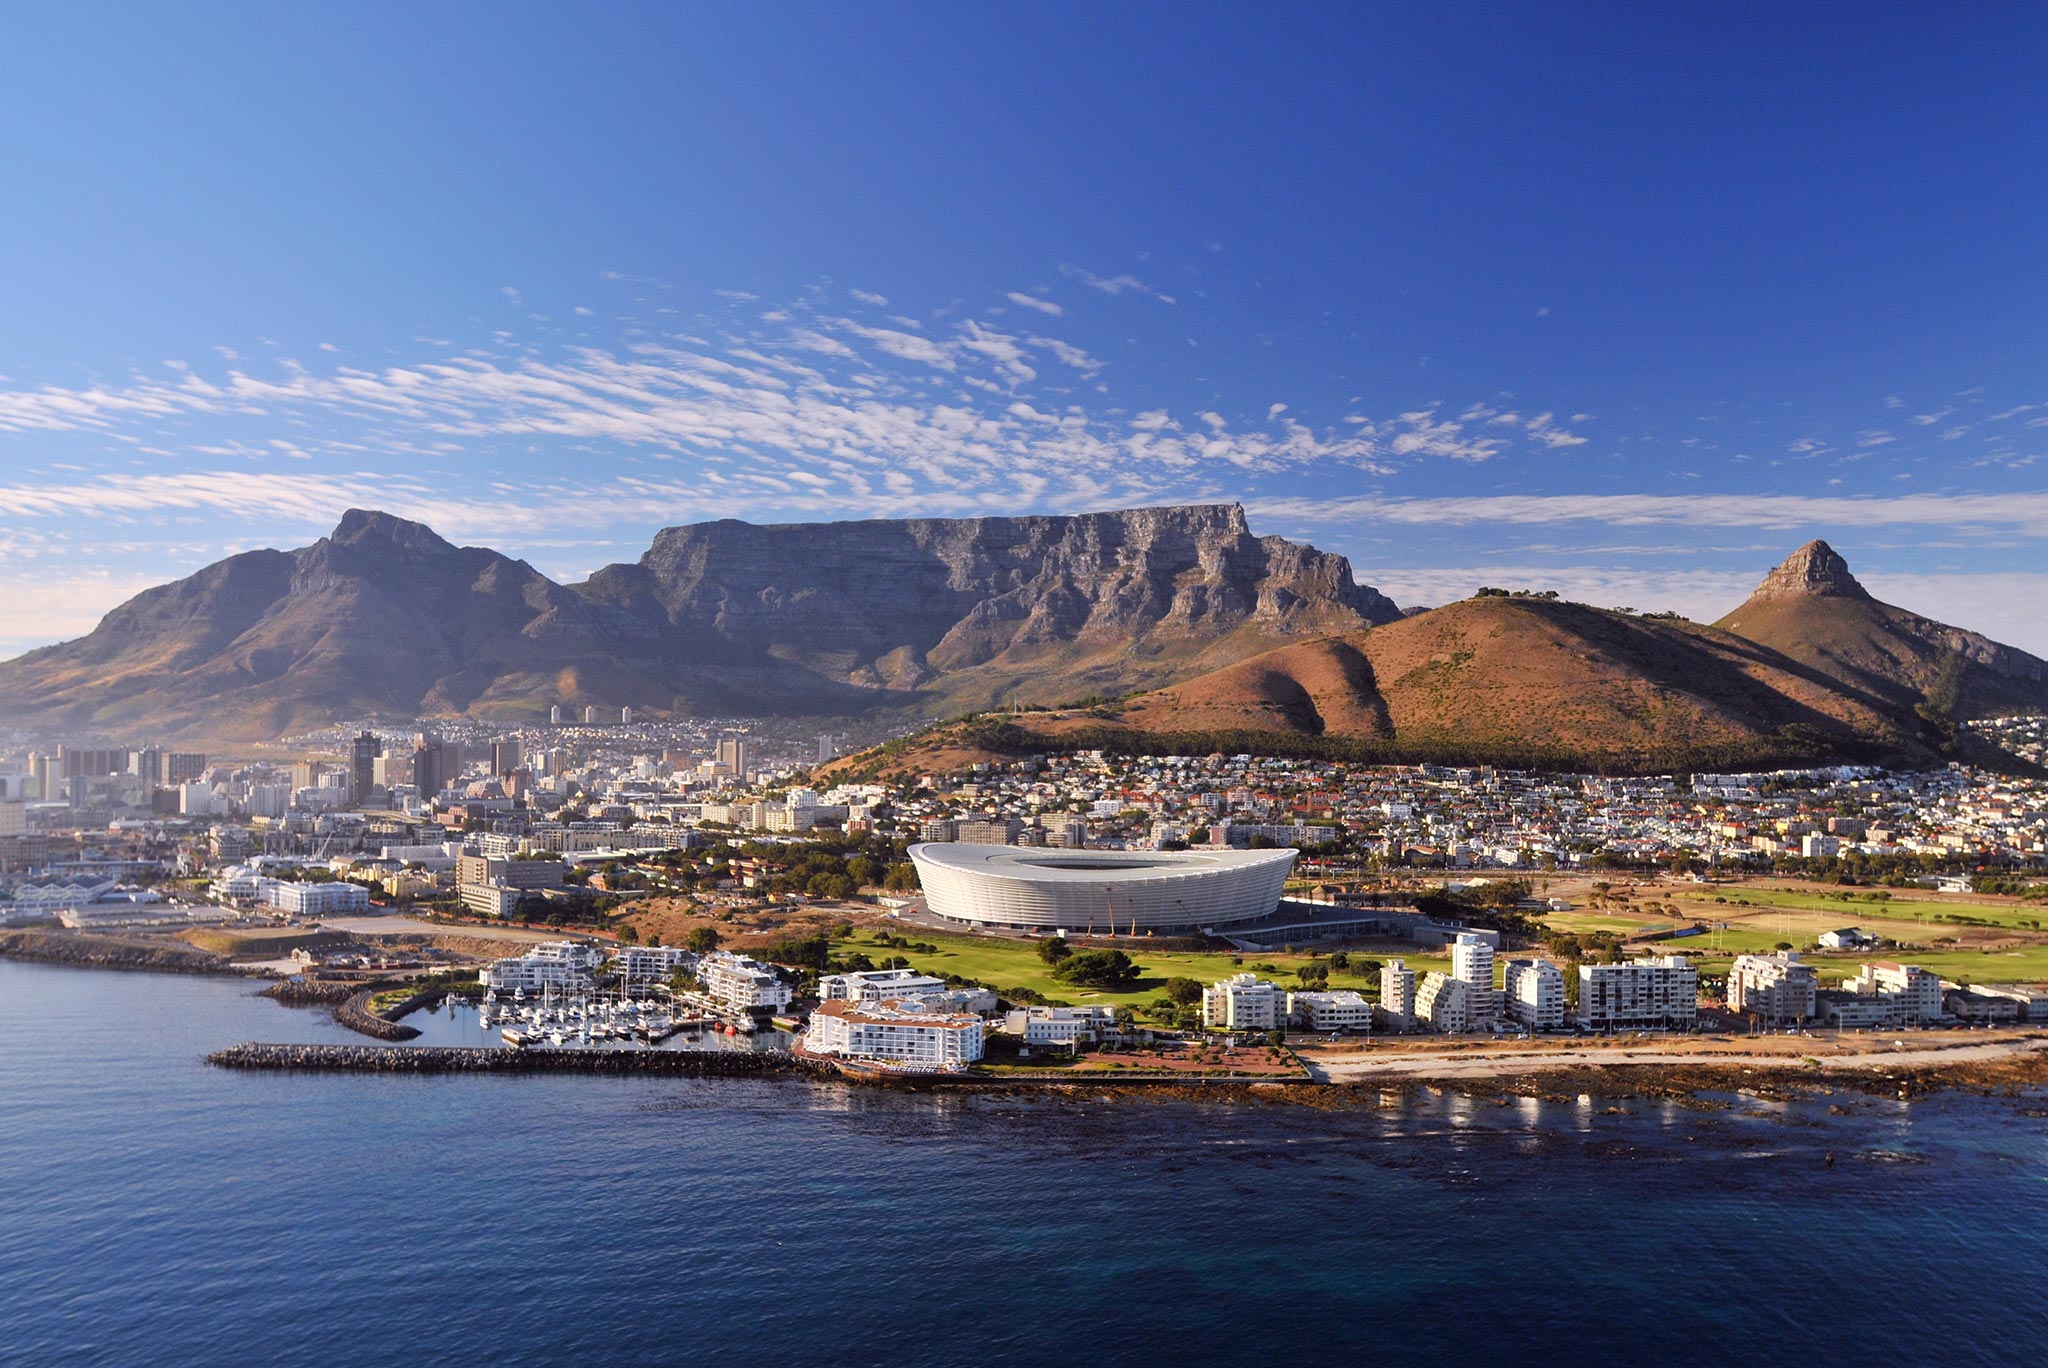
1299, 1034, 2048, 1083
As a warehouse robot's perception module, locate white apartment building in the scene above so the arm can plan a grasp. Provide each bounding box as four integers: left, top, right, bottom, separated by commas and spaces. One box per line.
1003, 1003, 1118, 1046
1414, 972, 1471, 1033
699, 950, 793, 1013
1288, 989, 1372, 1031
804, 998, 984, 1071
819, 967, 952, 1004
1579, 956, 1698, 1030
1727, 952, 1818, 1022
1380, 959, 1418, 1024
481, 940, 603, 992
262, 880, 371, 917
458, 883, 524, 919
1203, 973, 1282, 1030
1502, 957, 1566, 1031
1452, 932, 1500, 1024
1843, 961, 1943, 1024
612, 945, 697, 983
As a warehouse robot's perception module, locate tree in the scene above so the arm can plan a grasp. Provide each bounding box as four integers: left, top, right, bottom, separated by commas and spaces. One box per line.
1037, 936, 1073, 965
1296, 962, 1329, 987
687, 926, 722, 953
883, 863, 921, 892
1164, 976, 1203, 1007
1050, 949, 1142, 990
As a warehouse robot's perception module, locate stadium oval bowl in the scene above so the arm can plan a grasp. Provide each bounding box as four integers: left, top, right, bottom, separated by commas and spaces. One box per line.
908, 842, 1296, 933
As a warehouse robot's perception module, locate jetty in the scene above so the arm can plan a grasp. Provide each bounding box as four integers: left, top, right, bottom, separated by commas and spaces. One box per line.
207, 1042, 837, 1077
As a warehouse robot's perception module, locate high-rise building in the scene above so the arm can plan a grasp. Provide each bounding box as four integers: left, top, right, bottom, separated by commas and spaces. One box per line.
1580, 956, 1700, 1030
1844, 961, 1943, 1024
1451, 932, 1499, 1024
549, 705, 563, 725
1202, 973, 1282, 1031
1414, 972, 1471, 1033
1502, 957, 1566, 1031
412, 734, 457, 800
1380, 959, 1417, 1024
1726, 952, 1816, 1023
716, 737, 750, 779
350, 731, 382, 804
58, 746, 125, 780
165, 752, 209, 785
128, 747, 163, 785
490, 740, 522, 777
583, 706, 598, 724
816, 734, 837, 763
620, 706, 634, 726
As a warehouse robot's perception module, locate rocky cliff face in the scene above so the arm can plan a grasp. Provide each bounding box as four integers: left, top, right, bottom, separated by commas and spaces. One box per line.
0, 504, 1401, 739
575, 503, 1400, 689
1745, 540, 1871, 601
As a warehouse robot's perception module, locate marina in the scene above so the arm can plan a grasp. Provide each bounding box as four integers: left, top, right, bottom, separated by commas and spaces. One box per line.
403, 988, 792, 1054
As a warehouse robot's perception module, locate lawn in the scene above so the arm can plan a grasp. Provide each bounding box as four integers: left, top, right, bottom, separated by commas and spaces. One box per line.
839, 928, 1445, 1005
1678, 943, 2048, 988
1539, 911, 1659, 936
1675, 886, 2046, 931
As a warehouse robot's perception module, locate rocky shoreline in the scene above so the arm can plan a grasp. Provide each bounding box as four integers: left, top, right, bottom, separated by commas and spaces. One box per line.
208, 1042, 838, 1078
0, 929, 234, 976
260, 979, 358, 1006
198, 1039, 2048, 1110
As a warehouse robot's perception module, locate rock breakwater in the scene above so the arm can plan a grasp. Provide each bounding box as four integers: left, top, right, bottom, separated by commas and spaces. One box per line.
0, 930, 231, 975
207, 1043, 836, 1078
334, 990, 422, 1041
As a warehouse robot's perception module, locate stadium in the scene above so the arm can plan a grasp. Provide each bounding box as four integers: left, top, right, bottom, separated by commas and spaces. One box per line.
907, 843, 1297, 933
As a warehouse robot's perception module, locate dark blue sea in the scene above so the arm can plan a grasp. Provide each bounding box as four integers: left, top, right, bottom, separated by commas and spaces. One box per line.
4, 959, 2046, 1367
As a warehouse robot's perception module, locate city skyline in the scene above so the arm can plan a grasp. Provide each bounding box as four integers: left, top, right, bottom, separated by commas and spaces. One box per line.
4, 5, 2046, 656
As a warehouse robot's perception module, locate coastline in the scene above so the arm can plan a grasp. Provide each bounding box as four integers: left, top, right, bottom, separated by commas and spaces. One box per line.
202, 1032, 2048, 1108
0, 929, 239, 976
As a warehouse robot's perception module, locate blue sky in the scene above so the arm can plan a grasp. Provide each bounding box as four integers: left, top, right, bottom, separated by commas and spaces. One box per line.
2, 3, 2046, 655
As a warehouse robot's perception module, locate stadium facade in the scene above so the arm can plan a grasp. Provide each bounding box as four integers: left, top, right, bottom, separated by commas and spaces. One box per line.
908, 843, 1296, 933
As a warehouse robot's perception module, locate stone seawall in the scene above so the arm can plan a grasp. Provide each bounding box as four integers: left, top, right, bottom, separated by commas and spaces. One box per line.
207, 1043, 837, 1078
261, 979, 359, 1005
334, 990, 422, 1042
0, 930, 232, 976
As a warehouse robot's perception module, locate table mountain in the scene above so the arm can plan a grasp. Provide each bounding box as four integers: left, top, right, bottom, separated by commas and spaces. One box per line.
0, 504, 1401, 741
575, 503, 1401, 712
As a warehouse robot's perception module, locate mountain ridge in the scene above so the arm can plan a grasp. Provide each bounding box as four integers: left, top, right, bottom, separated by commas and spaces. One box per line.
831, 543, 2046, 778
0, 503, 1403, 741
1715, 541, 2048, 722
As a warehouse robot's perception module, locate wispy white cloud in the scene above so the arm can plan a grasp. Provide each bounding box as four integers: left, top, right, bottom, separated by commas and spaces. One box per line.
1252, 490, 2048, 535
1058, 264, 1177, 305
1004, 291, 1064, 317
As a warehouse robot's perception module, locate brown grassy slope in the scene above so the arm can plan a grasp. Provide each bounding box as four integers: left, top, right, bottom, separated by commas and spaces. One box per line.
1131, 598, 1927, 758
832, 597, 1947, 777
1714, 592, 2048, 722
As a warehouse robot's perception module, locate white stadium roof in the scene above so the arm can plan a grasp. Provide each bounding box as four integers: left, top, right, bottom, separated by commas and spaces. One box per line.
908, 842, 1295, 932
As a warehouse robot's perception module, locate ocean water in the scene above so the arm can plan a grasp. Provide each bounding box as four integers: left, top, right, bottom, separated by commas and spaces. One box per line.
3, 959, 2046, 1367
